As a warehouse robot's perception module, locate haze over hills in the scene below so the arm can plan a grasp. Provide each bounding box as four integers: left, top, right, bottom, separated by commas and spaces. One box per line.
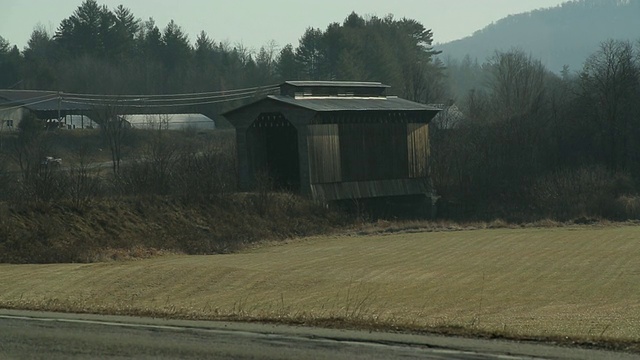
436, 0, 640, 73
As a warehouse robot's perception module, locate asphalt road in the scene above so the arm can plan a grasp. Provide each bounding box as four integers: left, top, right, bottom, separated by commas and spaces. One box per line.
0, 310, 636, 360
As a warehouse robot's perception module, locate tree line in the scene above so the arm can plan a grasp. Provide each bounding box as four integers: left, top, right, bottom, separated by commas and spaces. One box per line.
434, 40, 640, 221
0, 0, 445, 105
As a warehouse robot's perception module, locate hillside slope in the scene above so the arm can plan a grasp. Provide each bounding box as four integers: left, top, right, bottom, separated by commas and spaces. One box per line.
437, 0, 640, 72
0, 195, 342, 263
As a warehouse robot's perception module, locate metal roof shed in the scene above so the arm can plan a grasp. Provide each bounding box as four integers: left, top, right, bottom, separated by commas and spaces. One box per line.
222, 81, 441, 203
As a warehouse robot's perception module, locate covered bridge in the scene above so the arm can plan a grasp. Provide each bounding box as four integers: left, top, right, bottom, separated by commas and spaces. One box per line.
222, 81, 441, 205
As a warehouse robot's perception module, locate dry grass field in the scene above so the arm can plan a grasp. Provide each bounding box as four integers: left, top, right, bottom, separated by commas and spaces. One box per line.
1, 224, 639, 347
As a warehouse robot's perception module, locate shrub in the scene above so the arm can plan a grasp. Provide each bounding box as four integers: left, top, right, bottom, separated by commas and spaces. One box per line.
599, 195, 640, 220
115, 131, 237, 202
173, 143, 237, 203
527, 165, 636, 220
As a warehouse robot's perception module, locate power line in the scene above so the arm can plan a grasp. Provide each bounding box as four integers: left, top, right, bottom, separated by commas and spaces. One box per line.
0, 96, 59, 112
1, 84, 280, 112
128, 120, 215, 124
0, 93, 58, 106
63, 87, 278, 104
63, 84, 280, 99
63, 93, 261, 108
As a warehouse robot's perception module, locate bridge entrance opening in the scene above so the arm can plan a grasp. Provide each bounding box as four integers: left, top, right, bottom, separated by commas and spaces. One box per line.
247, 113, 300, 191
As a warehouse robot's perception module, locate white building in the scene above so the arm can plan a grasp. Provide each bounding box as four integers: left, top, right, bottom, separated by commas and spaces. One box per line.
63, 114, 99, 129
123, 113, 215, 131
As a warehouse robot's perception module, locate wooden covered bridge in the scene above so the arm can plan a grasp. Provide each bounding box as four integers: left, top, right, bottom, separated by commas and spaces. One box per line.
223, 81, 441, 210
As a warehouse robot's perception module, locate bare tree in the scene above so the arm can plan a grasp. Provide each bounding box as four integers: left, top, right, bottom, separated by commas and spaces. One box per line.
7, 114, 72, 203
580, 39, 639, 171
462, 88, 490, 123
485, 49, 547, 121
11, 114, 48, 183
143, 125, 178, 194
403, 58, 450, 104
95, 105, 128, 174
433, 49, 553, 214
68, 145, 102, 208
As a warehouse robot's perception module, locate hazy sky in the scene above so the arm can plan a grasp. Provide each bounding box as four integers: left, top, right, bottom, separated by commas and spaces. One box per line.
1, 0, 568, 52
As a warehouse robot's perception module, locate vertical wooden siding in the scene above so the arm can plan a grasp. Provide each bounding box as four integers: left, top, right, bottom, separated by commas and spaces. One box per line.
308, 124, 342, 183
407, 123, 429, 178
340, 123, 408, 182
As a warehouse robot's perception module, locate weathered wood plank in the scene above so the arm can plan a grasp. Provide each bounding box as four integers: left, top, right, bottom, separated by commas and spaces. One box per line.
311, 178, 430, 202
407, 123, 430, 178
308, 124, 342, 184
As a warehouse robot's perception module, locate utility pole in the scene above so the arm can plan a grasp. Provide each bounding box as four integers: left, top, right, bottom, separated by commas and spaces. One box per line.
57, 91, 62, 129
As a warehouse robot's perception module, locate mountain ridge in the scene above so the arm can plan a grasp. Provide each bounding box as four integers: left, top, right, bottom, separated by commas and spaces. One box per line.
436, 0, 640, 73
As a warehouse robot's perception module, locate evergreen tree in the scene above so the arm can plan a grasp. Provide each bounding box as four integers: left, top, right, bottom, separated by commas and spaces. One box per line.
112, 5, 140, 57
54, 0, 116, 58
194, 31, 215, 67
295, 28, 325, 80
162, 20, 191, 65
276, 44, 300, 81
22, 26, 55, 89
0, 37, 22, 88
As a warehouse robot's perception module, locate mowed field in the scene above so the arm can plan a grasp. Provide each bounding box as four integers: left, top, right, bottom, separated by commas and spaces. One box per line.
1, 225, 639, 344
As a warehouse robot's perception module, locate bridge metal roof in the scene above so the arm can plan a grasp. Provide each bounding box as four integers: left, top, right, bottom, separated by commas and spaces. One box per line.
267, 95, 440, 112
283, 81, 390, 88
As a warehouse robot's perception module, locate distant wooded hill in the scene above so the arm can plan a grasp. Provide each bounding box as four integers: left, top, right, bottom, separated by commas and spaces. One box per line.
436, 0, 640, 73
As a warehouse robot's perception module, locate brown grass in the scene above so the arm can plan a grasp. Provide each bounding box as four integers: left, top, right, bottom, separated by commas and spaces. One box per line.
1, 224, 639, 350
0, 193, 343, 263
